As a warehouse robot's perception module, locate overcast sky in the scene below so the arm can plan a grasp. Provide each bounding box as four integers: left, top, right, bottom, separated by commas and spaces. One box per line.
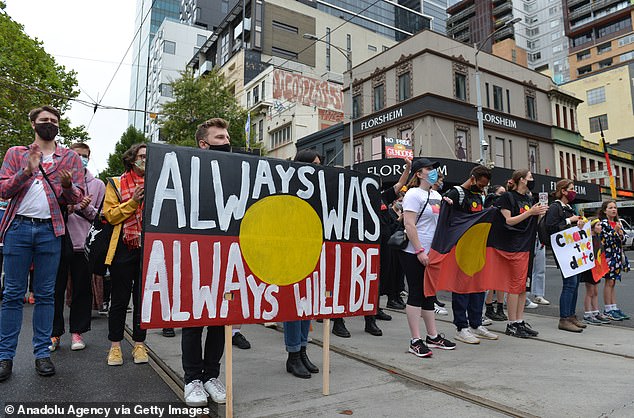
5, 0, 136, 173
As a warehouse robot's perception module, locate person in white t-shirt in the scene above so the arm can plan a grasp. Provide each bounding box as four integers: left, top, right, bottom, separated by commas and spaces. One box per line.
398, 158, 456, 358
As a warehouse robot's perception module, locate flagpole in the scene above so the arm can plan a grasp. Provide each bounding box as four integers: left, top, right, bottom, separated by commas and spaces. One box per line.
599, 120, 617, 199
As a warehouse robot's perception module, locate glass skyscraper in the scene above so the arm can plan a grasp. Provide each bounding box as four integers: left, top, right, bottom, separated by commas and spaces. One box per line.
128, 0, 180, 132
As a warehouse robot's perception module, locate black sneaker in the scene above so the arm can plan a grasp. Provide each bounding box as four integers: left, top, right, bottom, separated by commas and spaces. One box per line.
162, 328, 176, 337
375, 309, 392, 321
433, 297, 446, 308
425, 334, 456, 350
518, 321, 539, 337
408, 339, 432, 358
505, 323, 529, 338
98, 303, 109, 316
386, 298, 406, 310
485, 309, 504, 322
232, 332, 251, 349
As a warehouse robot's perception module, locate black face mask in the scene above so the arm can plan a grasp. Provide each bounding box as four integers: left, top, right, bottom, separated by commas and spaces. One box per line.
527, 180, 535, 191
207, 143, 231, 152
470, 185, 482, 193
34, 123, 58, 141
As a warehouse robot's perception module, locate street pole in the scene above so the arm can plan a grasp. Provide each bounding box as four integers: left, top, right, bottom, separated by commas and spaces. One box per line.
473, 17, 521, 166
348, 51, 354, 170
475, 44, 485, 165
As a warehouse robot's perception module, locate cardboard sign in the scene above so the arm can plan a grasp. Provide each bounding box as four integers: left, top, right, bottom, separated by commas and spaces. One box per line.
140, 143, 381, 328
550, 223, 595, 278
383, 137, 413, 159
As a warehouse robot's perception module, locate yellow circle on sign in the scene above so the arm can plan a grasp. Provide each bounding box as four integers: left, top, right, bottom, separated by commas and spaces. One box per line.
455, 222, 491, 276
239, 195, 323, 286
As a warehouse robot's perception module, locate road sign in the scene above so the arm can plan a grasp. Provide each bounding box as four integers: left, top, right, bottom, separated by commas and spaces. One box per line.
580, 170, 616, 180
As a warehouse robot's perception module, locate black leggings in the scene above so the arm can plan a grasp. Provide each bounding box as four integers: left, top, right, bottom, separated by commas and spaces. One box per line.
398, 251, 435, 310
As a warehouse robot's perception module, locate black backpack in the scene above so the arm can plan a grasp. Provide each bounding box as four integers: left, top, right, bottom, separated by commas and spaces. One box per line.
538, 201, 562, 247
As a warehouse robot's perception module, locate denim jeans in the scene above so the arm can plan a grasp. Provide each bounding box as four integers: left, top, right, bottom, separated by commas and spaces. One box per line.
0, 219, 61, 360
283, 320, 311, 352
531, 242, 546, 297
452, 292, 486, 330
559, 274, 579, 318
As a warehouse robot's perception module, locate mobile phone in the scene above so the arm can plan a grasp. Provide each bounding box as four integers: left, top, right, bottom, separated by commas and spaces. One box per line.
538, 192, 548, 206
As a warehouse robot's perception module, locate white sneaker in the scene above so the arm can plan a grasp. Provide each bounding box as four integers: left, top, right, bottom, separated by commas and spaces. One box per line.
533, 296, 550, 305
204, 378, 226, 404
470, 326, 498, 340
184, 380, 208, 407
481, 316, 493, 326
434, 303, 448, 316
455, 328, 480, 344
525, 300, 538, 309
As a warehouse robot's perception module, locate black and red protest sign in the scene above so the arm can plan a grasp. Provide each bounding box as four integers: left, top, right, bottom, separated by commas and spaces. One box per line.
140, 143, 381, 328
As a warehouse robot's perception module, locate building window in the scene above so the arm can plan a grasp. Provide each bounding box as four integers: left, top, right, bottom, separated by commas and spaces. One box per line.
597, 17, 631, 39
587, 87, 606, 105
253, 85, 260, 104
493, 85, 504, 111
555, 103, 560, 126
258, 120, 263, 142
272, 20, 298, 34
589, 114, 608, 133
271, 46, 297, 60
506, 89, 511, 113
159, 83, 173, 98
526, 95, 537, 120
455, 129, 468, 161
570, 108, 575, 131
485, 83, 490, 107
620, 51, 634, 62
163, 40, 176, 54
220, 33, 230, 65
355, 143, 364, 164
270, 125, 292, 149
495, 137, 505, 168
576, 50, 591, 61
578, 65, 592, 76
454, 72, 466, 101
572, 32, 592, 48
247, 91, 251, 107
346, 34, 352, 71
618, 34, 634, 47
352, 94, 361, 119
398, 73, 411, 101
597, 42, 612, 54
373, 84, 384, 111
372, 135, 383, 160
368, 45, 377, 52
197, 34, 207, 47
528, 143, 538, 173
598, 58, 613, 69
563, 106, 568, 129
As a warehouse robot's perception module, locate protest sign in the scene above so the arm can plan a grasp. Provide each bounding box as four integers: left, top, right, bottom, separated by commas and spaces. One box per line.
140, 143, 381, 329
383, 137, 413, 159
550, 222, 595, 278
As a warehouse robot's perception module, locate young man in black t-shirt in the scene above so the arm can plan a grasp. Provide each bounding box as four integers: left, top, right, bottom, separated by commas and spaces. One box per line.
443, 166, 499, 345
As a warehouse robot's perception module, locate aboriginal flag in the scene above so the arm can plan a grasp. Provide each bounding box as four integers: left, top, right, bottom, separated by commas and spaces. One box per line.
424, 203, 536, 296
591, 236, 610, 282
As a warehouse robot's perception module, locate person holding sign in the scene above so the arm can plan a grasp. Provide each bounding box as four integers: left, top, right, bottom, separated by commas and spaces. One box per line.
496, 169, 547, 339
283, 149, 323, 379
103, 144, 150, 364
545, 179, 587, 333
598, 201, 631, 321
580, 219, 610, 325
399, 158, 456, 357
180, 118, 231, 407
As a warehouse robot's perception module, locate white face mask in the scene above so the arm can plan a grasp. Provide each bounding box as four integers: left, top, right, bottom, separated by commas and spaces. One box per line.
135, 159, 145, 171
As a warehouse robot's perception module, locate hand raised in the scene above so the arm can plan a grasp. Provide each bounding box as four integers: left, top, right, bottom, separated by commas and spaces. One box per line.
59, 169, 72, 188
132, 185, 144, 203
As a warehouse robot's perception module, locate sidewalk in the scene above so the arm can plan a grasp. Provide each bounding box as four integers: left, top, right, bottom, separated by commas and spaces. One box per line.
134, 297, 634, 417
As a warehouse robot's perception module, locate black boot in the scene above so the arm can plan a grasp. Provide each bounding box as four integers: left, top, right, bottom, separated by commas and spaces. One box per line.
485, 304, 502, 321
299, 346, 319, 373
496, 302, 508, 321
364, 316, 383, 336
375, 308, 392, 321
286, 351, 311, 379
332, 318, 351, 338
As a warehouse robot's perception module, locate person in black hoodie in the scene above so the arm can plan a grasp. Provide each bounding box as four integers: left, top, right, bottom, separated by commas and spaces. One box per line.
545, 179, 587, 333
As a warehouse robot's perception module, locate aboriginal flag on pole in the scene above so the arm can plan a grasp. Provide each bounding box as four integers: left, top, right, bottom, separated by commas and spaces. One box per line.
424, 203, 535, 296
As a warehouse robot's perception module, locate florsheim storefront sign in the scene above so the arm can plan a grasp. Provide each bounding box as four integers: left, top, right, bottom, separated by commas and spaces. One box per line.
354, 157, 601, 202
352, 95, 550, 140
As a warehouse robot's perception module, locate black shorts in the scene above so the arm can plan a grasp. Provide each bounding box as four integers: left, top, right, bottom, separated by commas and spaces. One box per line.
397, 251, 435, 310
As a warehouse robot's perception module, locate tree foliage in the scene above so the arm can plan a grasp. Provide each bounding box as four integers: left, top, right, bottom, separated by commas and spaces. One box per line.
0, 3, 88, 157
159, 70, 253, 148
98, 126, 147, 182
